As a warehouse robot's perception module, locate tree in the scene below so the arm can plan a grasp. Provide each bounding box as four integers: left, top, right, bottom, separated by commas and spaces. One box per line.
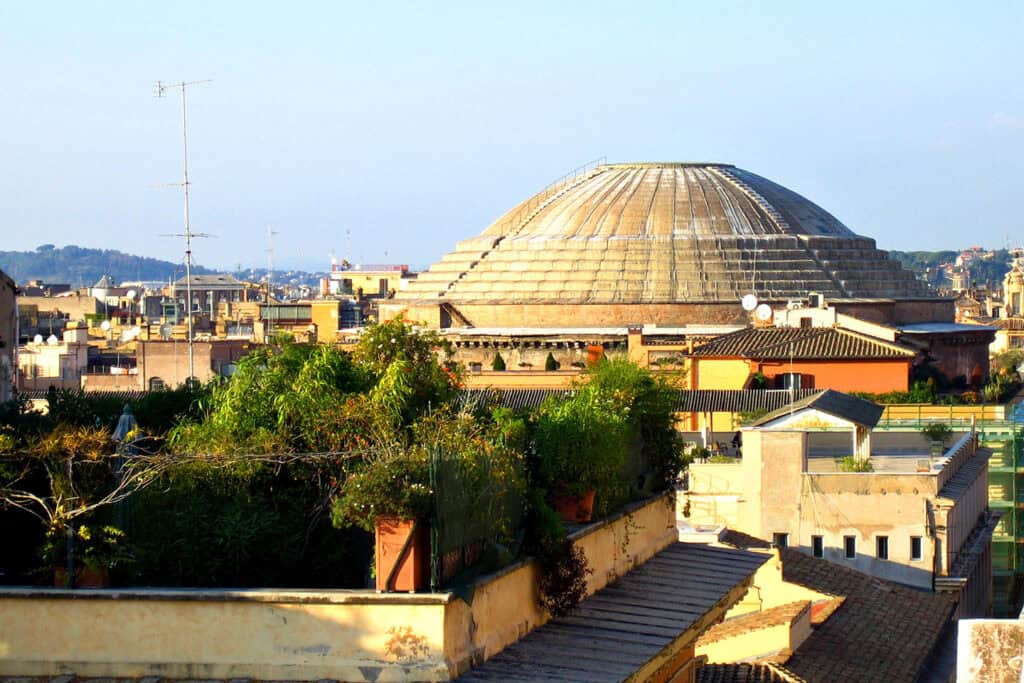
492, 353, 506, 371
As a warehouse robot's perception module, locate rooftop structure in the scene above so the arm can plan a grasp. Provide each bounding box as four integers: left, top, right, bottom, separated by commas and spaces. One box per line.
683, 392, 995, 617
384, 162, 944, 328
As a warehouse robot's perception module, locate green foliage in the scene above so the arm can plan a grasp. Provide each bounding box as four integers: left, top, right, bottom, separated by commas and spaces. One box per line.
537, 538, 591, 617
128, 459, 369, 588
492, 352, 506, 371
545, 352, 558, 372
354, 315, 460, 422
921, 422, 954, 445
838, 456, 874, 472
748, 372, 769, 389
168, 342, 368, 453
852, 379, 938, 405
0, 244, 218, 286
708, 455, 736, 464
737, 410, 768, 426
533, 358, 680, 515
332, 455, 433, 532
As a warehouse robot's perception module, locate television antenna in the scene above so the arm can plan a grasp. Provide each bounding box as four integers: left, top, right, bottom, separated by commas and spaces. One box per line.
266, 225, 278, 338
155, 78, 211, 383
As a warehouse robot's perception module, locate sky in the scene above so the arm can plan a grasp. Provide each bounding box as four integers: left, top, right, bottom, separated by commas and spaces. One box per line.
2, 1, 1023, 272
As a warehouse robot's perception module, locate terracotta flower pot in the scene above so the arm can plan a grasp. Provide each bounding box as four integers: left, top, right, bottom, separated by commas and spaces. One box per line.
374, 516, 429, 592
554, 489, 597, 523
53, 566, 110, 588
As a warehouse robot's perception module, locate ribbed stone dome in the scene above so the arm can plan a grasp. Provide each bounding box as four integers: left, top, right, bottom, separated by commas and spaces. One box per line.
390, 163, 937, 327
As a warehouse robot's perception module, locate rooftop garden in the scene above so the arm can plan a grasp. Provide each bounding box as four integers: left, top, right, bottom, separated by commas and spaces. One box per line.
0, 317, 683, 616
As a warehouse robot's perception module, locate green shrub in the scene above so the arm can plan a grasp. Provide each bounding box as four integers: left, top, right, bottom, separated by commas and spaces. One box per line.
921, 422, 953, 446
492, 353, 506, 371
838, 456, 874, 472
545, 352, 558, 372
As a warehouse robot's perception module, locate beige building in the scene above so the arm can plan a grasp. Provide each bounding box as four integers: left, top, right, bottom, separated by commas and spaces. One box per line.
683, 390, 995, 617
17, 323, 90, 392
0, 269, 16, 402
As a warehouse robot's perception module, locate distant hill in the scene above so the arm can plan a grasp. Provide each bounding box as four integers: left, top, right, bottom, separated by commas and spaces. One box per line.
0, 244, 216, 287
889, 249, 1011, 288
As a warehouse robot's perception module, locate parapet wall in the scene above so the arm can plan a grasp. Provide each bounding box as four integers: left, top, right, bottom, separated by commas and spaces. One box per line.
0, 494, 677, 681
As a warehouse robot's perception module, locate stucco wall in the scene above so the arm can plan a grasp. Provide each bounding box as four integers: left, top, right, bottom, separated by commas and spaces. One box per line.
756, 359, 910, 393
0, 494, 677, 681
693, 359, 750, 390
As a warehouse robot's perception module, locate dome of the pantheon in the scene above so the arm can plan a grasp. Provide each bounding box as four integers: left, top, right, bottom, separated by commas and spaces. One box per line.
387, 162, 941, 328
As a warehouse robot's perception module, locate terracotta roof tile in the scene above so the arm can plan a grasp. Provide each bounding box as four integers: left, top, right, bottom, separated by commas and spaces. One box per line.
690, 327, 916, 360
697, 601, 810, 645
716, 532, 956, 682
697, 663, 805, 683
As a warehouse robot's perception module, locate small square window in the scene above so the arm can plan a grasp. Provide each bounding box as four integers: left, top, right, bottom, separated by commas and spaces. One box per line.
773, 532, 789, 548
876, 536, 889, 560
911, 536, 923, 561
844, 535, 856, 559
811, 535, 824, 558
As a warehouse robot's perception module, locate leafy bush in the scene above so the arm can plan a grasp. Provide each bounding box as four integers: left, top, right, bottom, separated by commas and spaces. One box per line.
838, 456, 874, 472
545, 352, 558, 371
492, 352, 506, 371
921, 422, 953, 446
332, 455, 433, 532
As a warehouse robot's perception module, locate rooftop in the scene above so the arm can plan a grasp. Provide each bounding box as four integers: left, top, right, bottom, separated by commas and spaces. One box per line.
458, 542, 769, 682
690, 326, 917, 361
719, 531, 957, 683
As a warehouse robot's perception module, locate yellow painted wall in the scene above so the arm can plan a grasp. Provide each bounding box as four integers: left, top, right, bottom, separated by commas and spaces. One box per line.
0, 495, 677, 682
443, 493, 678, 676
462, 370, 580, 389
0, 592, 450, 681
693, 359, 751, 390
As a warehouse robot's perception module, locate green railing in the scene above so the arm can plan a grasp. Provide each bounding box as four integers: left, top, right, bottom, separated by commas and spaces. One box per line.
428, 446, 525, 591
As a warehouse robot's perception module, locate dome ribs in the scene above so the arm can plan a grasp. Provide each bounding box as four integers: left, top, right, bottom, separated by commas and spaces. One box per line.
390, 163, 938, 318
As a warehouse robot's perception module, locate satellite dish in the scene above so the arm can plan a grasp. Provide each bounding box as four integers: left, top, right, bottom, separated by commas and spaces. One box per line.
46, 334, 59, 345
755, 303, 773, 321
741, 294, 758, 312
126, 289, 137, 300
100, 320, 112, 331
33, 334, 43, 344
159, 324, 173, 340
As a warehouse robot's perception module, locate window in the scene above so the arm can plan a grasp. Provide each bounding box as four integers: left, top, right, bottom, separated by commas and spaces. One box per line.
876, 536, 889, 560
379, 278, 389, 296
812, 535, 824, 558
772, 532, 789, 548
911, 536, 923, 561
844, 535, 856, 559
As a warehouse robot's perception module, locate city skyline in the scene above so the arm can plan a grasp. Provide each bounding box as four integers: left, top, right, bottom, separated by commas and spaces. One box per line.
3, 2, 1023, 271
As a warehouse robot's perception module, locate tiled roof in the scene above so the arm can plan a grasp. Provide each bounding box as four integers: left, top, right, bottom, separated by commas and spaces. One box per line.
690, 327, 917, 360
751, 389, 884, 429
697, 600, 810, 645
460, 388, 817, 414
717, 531, 956, 681
697, 663, 804, 683
458, 543, 770, 682
676, 389, 819, 414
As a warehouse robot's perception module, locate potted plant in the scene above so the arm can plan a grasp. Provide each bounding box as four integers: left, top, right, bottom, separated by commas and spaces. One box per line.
921, 422, 953, 457
332, 454, 433, 592
45, 524, 132, 588
534, 396, 629, 523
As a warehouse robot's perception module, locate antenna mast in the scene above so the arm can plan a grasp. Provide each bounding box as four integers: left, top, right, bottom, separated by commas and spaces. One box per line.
156, 78, 211, 384
266, 225, 278, 339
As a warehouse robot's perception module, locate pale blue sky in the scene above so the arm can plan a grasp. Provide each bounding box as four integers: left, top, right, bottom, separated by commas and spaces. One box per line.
2, 2, 1022, 271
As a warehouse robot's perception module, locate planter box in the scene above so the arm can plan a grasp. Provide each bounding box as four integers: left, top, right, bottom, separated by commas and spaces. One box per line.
375, 516, 429, 592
